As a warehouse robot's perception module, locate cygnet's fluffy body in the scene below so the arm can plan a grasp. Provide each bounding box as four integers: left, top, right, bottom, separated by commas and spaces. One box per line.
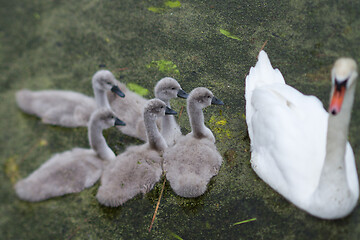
16, 90, 96, 127
108, 77, 187, 142
16, 70, 125, 127
96, 99, 174, 207
15, 108, 124, 202
164, 87, 223, 198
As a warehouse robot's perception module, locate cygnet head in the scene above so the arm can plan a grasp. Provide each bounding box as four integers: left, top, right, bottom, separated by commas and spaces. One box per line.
188, 87, 224, 109
144, 98, 177, 119
89, 108, 126, 129
92, 70, 125, 98
154, 77, 188, 102
329, 58, 358, 115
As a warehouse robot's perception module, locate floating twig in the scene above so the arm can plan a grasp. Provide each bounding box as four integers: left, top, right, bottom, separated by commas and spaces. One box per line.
259, 40, 268, 53
148, 176, 167, 232
178, 106, 184, 120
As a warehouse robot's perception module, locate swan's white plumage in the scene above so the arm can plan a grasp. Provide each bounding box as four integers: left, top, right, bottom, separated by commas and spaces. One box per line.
245, 50, 359, 219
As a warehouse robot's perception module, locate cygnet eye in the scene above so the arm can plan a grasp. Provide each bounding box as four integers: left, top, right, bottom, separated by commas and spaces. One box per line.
160, 106, 164, 108
171, 87, 176, 90
207, 95, 211, 98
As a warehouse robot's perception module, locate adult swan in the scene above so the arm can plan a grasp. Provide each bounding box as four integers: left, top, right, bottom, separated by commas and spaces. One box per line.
245, 50, 359, 219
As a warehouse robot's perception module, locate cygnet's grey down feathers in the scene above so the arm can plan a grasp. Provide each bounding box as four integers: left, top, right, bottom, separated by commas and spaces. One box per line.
96, 144, 163, 207
15, 70, 124, 127
108, 77, 187, 143
96, 99, 173, 207
16, 89, 96, 127
15, 108, 123, 202
154, 77, 187, 146
164, 87, 223, 198
15, 148, 103, 201
107, 81, 148, 141
164, 137, 222, 198
16, 73, 186, 144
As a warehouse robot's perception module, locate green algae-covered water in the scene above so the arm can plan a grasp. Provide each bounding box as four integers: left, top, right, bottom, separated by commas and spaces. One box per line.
1, 0, 360, 239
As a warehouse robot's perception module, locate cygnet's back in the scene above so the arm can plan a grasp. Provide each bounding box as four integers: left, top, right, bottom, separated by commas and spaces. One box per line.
96, 99, 176, 207
107, 81, 148, 140
108, 77, 187, 142
15, 70, 125, 127
16, 89, 96, 127
164, 87, 223, 198
15, 108, 125, 202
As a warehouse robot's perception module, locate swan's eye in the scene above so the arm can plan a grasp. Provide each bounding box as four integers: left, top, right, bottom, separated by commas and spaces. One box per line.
160, 106, 164, 109
171, 87, 176, 90
207, 96, 211, 98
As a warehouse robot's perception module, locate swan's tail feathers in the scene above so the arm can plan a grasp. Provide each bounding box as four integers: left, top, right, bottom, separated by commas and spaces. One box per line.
14, 179, 49, 202
245, 50, 285, 127
168, 173, 207, 198
16, 89, 37, 115
245, 50, 285, 96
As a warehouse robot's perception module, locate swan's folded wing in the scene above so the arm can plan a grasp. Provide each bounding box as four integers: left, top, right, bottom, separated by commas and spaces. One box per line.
15, 148, 103, 202
16, 89, 96, 127
249, 85, 328, 199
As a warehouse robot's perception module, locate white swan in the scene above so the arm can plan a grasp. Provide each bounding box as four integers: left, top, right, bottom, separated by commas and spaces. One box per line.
245, 50, 359, 219
163, 87, 224, 198
108, 77, 187, 142
16, 70, 125, 127
15, 108, 125, 202
96, 99, 177, 207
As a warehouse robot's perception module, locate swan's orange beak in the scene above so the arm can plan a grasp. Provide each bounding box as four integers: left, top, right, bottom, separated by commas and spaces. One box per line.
329, 81, 347, 115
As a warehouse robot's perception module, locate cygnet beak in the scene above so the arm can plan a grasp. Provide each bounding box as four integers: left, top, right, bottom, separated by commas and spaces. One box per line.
111, 85, 125, 98
177, 89, 189, 99
165, 106, 177, 115
114, 117, 126, 126
329, 79, 347, 115
211, 97, 224, 105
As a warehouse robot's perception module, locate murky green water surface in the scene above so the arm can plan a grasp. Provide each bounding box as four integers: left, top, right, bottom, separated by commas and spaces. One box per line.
1, 0, 360, 239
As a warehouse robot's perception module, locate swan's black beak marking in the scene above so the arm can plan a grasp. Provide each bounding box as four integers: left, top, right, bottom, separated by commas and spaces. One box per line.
165, 106, 177, 115
177, 89, 189, 99
329, 79, 348, 115
111, 85, 125, 98
114, 117, 126, 126
211, 97, 224, 105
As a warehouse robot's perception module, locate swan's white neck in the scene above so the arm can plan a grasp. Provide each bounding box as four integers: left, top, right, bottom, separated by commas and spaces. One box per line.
188, 102, 215, 142
311, 83, 357, 219
94, 88, 111, 109
144, 112, 167, 152
88, 122, 115, 161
